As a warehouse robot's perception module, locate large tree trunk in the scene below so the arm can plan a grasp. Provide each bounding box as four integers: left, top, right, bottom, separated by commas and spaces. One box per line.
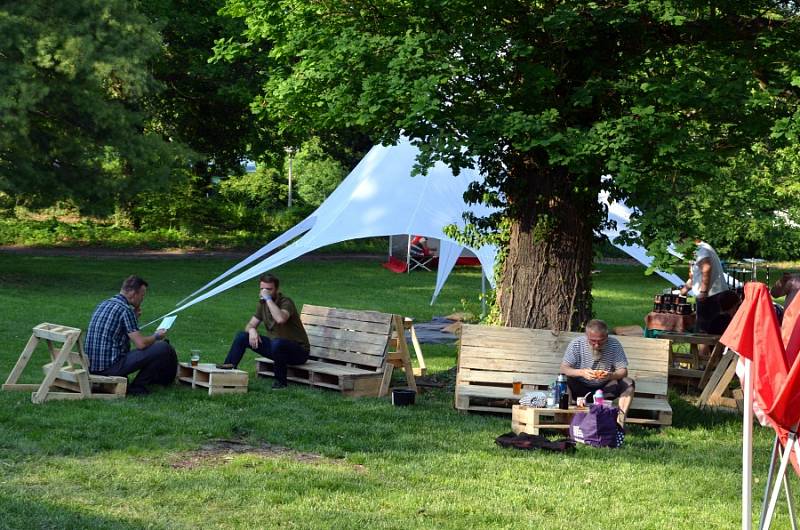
498, 163, 595, 331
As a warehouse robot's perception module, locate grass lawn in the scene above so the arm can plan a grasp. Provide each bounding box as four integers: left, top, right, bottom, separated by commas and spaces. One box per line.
0, 255, 791, 529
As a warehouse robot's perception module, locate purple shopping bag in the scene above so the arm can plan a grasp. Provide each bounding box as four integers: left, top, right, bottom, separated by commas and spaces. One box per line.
569, 404, 622, 448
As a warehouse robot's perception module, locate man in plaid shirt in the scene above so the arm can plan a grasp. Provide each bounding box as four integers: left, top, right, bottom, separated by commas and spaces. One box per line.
85, 275, 177, 396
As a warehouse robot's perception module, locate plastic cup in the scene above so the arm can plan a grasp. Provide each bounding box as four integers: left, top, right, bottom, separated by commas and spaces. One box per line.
190, 350, 201, 367
512, 380, 522, 395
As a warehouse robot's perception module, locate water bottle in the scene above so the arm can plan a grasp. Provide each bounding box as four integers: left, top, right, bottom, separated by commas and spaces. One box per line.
593, 388, 605, 406
557, 374, 569, 409
546, 384, 556, 408
552, 381, 561, 408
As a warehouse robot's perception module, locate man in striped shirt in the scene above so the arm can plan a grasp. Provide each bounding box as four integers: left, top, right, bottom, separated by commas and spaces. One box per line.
559, 319, 635, 426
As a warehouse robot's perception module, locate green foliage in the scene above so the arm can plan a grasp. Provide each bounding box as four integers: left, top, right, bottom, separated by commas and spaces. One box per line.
218, 165, 288, 214
0, 0, 188, 210
215, 0, 800, 270
291, 137, 346, 207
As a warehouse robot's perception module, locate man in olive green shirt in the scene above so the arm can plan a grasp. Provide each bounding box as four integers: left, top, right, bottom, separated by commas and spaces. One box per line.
223, 273, 310, 388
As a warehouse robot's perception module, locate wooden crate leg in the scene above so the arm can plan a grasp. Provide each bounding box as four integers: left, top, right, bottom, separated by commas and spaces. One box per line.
379, 364, 394, 397
3, 334, 40, 388
530, 409, 542, 435
391, 315, 417, 391
409, 324, 427, 376
698, 351, 737, 408
32, 333, 79, 404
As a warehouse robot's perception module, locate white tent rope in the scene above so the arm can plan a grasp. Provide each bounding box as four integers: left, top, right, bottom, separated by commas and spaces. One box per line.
175, 216, 317, 306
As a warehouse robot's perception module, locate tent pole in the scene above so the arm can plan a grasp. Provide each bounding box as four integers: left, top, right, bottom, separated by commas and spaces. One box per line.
744, 357, 754, 530
763, 430, 798, 530
389, 235, 393, 258
481, 272, 486, 318
407, 235, 411, 274
759, 436, 781, 529
782, 468, 797, 530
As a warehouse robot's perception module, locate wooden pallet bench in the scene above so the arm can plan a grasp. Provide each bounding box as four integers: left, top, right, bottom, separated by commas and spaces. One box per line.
255, 305, 415, 397
455, 324, 672, 427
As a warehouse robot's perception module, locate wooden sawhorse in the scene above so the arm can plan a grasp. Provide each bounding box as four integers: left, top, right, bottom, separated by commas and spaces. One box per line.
2, 323, 126, 403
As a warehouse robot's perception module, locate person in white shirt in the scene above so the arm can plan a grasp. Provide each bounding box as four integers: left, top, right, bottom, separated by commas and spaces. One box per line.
679, 240, 729, 334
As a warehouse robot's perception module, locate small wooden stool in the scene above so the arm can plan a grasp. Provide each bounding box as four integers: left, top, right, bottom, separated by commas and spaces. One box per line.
177, 363, 248, 396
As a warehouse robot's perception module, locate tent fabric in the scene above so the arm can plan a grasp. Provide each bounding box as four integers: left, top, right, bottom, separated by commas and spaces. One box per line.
165, 138, 499, 319
160, 140, 687, 324
720, 282, 800, 476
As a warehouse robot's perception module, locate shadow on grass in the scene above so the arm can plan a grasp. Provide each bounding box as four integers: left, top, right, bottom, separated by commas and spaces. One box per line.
0, 372, 753, 480
668, 391, 742, 430
0, 494, 165, 530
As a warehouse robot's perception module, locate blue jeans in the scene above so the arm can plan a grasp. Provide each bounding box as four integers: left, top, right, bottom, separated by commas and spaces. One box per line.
224, 331, 309, 384
97, 341, 177, 391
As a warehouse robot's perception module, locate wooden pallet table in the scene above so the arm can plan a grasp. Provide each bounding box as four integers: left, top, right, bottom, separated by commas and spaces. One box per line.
657, 331, 722, 391
512, 405, 584, 435
177, 362, 248, 396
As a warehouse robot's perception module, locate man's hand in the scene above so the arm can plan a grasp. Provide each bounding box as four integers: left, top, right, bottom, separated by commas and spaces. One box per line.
581, 368, 599, 380
248, 328, 261, 349
260, 288, 272, 303
155, 328, 167, 340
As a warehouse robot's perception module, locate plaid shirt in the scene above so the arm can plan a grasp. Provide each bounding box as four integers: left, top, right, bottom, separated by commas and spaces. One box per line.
85, 294, 139, 372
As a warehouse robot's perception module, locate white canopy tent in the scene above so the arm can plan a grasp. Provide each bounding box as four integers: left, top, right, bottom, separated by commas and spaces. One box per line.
152, 138, 688, 324
162, 137, 499, 322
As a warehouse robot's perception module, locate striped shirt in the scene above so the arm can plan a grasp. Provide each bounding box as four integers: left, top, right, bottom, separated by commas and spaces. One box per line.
85, 294, 139, 372
562, 335, 628, 387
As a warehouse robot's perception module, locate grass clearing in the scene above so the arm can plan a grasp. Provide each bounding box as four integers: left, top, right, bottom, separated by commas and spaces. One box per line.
0, 255, 792, 529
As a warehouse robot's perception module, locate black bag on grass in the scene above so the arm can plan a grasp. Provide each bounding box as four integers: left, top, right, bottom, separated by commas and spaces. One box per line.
495, 432, 575, 452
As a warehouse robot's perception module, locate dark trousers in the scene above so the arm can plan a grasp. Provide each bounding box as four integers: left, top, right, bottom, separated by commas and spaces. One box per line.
567, 376, 635, 403
696, 291, 725, 333
97, 341, 177, 391
224, 331, 309, 384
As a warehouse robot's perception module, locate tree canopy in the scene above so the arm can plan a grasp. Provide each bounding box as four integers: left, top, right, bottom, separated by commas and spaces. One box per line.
0, 0, 188, 211
215, 0, 800, 329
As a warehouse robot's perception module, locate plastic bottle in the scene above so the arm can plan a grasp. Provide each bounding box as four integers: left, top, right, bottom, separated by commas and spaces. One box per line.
593, 388, 605, 406
546, 384, 556, 408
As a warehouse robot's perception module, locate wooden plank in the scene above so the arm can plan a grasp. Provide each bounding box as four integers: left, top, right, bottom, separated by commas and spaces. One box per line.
208, 386, 248, 396
2, 384, 40, 391
3, 334, 40, 387
33, 334, 79, 404
32, 326, 80, 342
301, 314, 392, 335
305, 325, 389, 346
308, 334, 388, 357
698, 350, 737, 407
308, 346, 385, 369
208, 372, 248, 387
302, 304, 393, 325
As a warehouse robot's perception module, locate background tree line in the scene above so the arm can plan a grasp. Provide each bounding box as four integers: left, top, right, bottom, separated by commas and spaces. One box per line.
0, 0, 361, 239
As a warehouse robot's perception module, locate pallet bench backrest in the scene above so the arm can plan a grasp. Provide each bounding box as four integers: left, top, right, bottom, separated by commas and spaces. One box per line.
458, 324, 669, 397
300, 304, 394, 372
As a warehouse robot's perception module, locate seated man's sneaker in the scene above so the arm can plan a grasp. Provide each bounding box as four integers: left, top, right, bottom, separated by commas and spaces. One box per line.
272, 380, 288, 389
